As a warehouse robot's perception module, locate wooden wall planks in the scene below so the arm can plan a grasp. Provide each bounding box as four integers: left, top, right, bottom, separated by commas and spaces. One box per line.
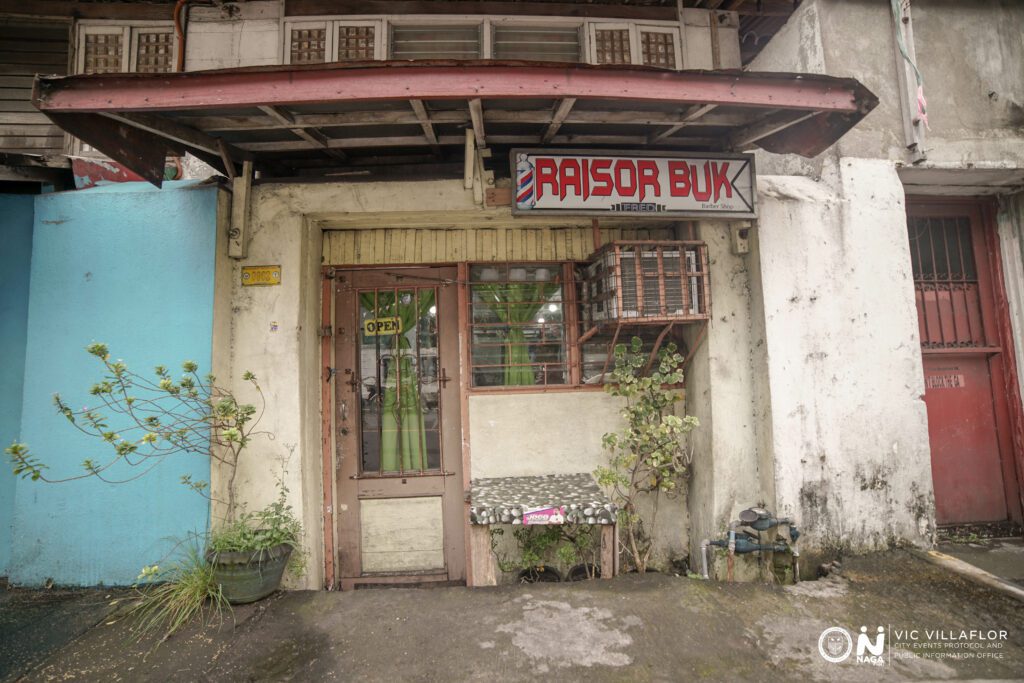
0, 20, 69, 155
323, 225, 674, 265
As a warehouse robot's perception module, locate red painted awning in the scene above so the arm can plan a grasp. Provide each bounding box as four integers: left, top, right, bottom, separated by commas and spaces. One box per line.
32, 60, 878, 186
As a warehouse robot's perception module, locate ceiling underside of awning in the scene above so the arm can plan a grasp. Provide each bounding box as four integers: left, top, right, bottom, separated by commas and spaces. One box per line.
32, 61, 878, 186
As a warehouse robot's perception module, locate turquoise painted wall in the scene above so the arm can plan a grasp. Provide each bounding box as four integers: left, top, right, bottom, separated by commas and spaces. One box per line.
0, 195, 35, 577
11, 181, 217, 586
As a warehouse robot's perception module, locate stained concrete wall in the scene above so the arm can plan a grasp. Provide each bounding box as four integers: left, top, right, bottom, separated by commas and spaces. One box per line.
750, 0, 1024, 174
469, 392, 622, 479
0, 194, 34, 577
185, 1, 281, 71
684, 219, 772, 578
10, 182, 217, 586
755, 160, 935, 562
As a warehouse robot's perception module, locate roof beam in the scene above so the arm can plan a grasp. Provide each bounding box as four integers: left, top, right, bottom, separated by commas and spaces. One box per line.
45, 111, 172, 186
36, 65, 875, 117
542, 98, 576, 144
100, 111, 250, 161
189, 108, 754, 133
647, 104, 718, 144
729, 109, 819, 149
408, 99, 441, 154
237, 133, 718, 153
258, 105, 347, 161
468, 98, 485, 147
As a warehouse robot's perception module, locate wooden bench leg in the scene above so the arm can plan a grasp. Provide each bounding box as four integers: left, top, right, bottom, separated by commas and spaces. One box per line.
469, 524, 497, 587
601, 524, 616, 579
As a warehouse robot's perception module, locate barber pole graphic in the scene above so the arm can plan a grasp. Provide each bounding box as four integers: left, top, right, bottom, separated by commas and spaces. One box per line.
510, 149, 756, 218
516, 153, 536, 209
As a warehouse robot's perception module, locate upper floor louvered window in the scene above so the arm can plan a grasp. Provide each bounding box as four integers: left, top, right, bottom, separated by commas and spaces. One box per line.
491, 25, 581, 62
390, 24, 482, 60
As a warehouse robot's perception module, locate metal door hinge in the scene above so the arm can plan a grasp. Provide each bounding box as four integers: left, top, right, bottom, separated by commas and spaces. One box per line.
320, 325, 333, 337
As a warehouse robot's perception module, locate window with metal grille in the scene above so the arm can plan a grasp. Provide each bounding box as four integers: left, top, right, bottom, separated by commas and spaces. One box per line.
357, 287, 442, 474
337, 25, 375, 61
291, 27, 327, 64
135, 32, 174, 73
390, 24, 482, 60
640, 30, 675, 68
593, 28, 631, 65
492, 25, 581, 62
581, 242, 709, 325
83, 33, 124, 74
469, 264, 567, 387
908, 216, 985, 349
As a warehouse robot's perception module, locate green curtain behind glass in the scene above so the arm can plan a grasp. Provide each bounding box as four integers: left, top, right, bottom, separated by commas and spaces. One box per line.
359, 290, 435, 472
476, 283, 553, 385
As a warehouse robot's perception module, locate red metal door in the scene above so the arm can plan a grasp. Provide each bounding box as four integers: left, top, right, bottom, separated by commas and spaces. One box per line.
922, 355, 1006, 523
908, 201, 1022, 526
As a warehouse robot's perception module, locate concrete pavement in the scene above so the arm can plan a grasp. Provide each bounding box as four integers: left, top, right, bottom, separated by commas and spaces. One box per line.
4, 550, 1024, 682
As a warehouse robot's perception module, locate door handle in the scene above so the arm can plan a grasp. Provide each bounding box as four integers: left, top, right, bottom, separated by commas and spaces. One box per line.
438, 368, 452, 387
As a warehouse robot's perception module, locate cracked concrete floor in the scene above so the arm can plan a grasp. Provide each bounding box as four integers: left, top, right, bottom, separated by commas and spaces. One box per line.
4, 550, 1024, 682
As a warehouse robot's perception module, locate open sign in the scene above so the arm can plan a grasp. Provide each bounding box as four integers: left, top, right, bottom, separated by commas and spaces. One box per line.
364, 317, 402, 336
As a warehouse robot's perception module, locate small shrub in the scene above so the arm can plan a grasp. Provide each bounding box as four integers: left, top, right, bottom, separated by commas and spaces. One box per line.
595, 337, 698, 574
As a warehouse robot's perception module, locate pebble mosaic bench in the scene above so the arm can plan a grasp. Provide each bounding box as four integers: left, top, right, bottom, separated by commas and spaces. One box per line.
467, 473, 619, 584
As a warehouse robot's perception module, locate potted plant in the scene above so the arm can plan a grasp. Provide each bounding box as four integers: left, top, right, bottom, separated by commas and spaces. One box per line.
7, 343, 303, 635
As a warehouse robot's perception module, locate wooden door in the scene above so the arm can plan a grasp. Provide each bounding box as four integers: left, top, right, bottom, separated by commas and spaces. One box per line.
908, 201, 1021, 526
333, 267, 465, 587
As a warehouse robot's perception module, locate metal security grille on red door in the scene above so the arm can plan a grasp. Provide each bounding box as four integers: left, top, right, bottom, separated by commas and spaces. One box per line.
908, 215, 984, 348
511, 149, 755, 218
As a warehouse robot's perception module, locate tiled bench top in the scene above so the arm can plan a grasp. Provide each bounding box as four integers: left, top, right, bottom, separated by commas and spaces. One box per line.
469, 473, 617, 525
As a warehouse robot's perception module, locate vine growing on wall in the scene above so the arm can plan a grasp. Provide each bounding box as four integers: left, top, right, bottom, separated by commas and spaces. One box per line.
595, 336, 698, 574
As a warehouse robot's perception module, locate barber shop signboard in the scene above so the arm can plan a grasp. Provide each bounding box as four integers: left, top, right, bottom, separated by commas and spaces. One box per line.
512, 149, 756, 218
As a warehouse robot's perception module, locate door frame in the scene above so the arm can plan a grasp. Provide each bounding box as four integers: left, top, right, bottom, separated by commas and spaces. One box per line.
907, 196, 1024, 527
320, 263, 466, 589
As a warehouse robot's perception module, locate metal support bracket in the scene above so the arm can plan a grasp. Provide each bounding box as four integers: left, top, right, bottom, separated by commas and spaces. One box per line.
892, 0, 927, 162
228, 159, 253, 259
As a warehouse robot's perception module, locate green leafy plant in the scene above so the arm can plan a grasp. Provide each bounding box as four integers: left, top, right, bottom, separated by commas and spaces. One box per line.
129, 534, 229, 644
491, 524, 600, 580
491, 526, 561, 575
5, 344, 302, 640
6, 342, 265, 522
595, 337, 698, 574
208, 474, 306, 577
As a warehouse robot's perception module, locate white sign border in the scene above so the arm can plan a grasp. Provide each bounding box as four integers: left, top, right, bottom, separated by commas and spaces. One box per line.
509, 148, 758, 219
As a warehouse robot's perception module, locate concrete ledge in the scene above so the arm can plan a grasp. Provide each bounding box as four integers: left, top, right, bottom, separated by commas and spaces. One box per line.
911, 548, 1024, 603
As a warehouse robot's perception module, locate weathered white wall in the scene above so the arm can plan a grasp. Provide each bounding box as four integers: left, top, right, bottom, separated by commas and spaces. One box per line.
185, 1, 281, 71
681, 9, 741, 70
469, 392, 622, 479
756, 158, 935, 562
684, 220, 769, 579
